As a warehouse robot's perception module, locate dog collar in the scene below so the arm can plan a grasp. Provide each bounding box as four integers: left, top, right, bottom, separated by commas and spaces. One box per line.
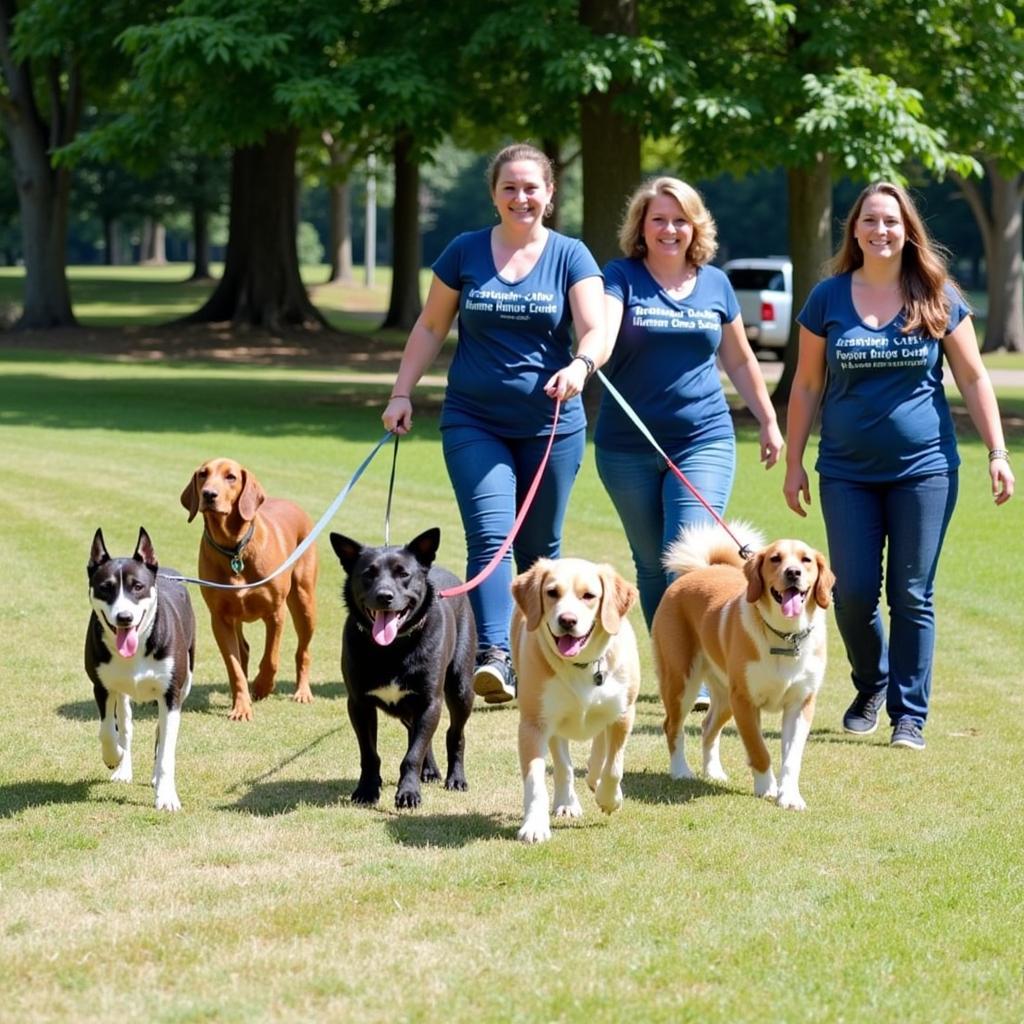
572, 655, 605, 685
760, 617, 814, 657
203, 523, 255, 574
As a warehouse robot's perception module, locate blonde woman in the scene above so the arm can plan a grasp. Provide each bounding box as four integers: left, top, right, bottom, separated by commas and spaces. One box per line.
784, 181, 1014, 750
596, 176, 782, 633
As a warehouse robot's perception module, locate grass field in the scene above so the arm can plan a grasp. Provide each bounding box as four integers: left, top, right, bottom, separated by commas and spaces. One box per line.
1, 279, 1023, 1022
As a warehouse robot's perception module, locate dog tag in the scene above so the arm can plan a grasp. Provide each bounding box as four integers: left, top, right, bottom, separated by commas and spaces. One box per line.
230, 556, 244, 574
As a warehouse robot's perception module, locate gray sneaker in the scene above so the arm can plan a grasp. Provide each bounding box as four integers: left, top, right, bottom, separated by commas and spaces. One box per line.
891, 719, 925, 750
842, 690, 886, 735
473, 647, 517, 704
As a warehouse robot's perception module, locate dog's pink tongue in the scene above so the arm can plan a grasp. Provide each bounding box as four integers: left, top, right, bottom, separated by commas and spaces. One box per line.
781, 588, 806, 618
371, 610, 400, 646
115, 626, 139, 658
557, 633, 588, 658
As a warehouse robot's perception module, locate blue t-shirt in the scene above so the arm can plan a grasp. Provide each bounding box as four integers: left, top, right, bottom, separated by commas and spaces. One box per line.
797, 273, 968, 481
594, 258, 739, 452
432, 228, 601, 437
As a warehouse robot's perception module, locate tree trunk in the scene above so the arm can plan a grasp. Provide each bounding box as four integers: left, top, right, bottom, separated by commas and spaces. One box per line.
981, 166, 1024, 353
182, 129, 327, 330
0, 2, 77, 328
774, 156, 832, 405
139, 218, 167, 265
327, 178, 354, 284
382, 130, 422, 330
189, 198, 212, 281
579, 0, 641, 267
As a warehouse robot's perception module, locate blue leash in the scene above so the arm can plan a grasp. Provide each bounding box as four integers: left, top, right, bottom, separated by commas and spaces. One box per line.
162, 431, 395, 590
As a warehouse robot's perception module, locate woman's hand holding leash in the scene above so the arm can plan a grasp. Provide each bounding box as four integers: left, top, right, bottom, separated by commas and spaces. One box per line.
544, 355, 590, 401
383, 396, 413, 435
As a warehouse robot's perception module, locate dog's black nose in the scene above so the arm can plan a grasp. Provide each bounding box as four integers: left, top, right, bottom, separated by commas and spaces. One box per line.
201, 488, 217, 502
115, 612, 134, 626
558, 612, 577, 630
375, 589, 394, 607
784, 567, 802, 584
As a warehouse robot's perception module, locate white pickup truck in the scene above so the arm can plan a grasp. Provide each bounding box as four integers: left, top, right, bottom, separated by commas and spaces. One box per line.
722, 257, 793, 356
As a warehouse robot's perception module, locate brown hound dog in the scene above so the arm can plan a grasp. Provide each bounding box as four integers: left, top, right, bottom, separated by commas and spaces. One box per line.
181, 458, 318, 721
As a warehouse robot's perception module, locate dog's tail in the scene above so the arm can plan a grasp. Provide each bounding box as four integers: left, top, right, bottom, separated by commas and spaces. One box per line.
662, 520, 765, 577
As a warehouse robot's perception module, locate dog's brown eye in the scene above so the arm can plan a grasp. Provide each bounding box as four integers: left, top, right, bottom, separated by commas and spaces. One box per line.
226, 473, 236, 482
545, 586, 560, 598
770, 554, 782, 563
583, 591, 597, 601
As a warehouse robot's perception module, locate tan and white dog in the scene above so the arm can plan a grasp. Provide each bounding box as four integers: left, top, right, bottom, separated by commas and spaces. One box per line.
651, 522, 834, 810
510, 558, 641, 843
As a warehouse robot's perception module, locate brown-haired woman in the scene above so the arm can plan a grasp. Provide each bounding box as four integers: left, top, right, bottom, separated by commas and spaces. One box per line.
784, 181, 1014, 750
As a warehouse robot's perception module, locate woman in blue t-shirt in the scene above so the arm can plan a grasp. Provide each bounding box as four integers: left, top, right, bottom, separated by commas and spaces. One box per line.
382, 143, 605, 703
596, 177, 783, 637
785, 181, 1014, 751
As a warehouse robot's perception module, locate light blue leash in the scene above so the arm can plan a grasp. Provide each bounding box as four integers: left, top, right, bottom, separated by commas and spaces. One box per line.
162, 431, 395, 590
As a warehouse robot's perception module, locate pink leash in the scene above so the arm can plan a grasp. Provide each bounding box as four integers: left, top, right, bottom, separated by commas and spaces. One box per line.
596, 370, 753, 559
438, 399, 562, 599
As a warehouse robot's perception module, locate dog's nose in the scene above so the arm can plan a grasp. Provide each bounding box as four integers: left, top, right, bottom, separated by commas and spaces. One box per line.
784, 566, 802, 584
115, 612, 134, 626
558, 612, 577, 630
201, 488, 217, 503
375, 589, 394, 607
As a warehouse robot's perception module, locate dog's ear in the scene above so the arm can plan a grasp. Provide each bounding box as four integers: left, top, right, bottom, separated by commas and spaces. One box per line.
512, 560, 549, 632
744, 551, 766, 603
133, 527, 158, 571
88, 528, 110, 576
598, 565, 638, 635
329, 532, 363, 574
813, 550, 835, 609
180, 470, 201, 523
237, 468, 266, 522
406, 527, 440, 568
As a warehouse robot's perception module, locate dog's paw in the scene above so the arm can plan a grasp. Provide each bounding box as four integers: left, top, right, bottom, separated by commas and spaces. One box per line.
444, 773, 468, 792
101, 743, 125, 771
704, 762, 728, 784
394, 786, 422, 810
227, 702, 254, 722
251, 678, 275, 701
420, 763, 442, 784
776, 787, 806, 811
595, 781, 623, 815
291, 686, 314, 705
351, 782, 381, 806
155, 787, 182, 812
553, 796, 583, 819
110, 759, 133, 784
753, 769, 779, 800
669, 751, 695, 781
518, 818, 552, 843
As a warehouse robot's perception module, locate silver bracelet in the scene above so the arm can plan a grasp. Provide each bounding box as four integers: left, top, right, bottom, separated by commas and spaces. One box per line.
988, 448, 1010, 462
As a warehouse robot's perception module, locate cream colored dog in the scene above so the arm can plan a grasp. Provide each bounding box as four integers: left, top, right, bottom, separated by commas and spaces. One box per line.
651, 522, 834, 810
511, 558, 641, 843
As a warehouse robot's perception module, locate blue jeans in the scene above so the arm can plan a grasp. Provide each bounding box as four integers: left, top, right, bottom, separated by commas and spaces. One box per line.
819, 472, 958, 728
442, 424, 585, 651
596, 439, 736, 628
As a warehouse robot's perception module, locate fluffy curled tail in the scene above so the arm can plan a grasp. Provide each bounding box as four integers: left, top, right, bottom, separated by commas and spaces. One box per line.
662, 520, 765, 577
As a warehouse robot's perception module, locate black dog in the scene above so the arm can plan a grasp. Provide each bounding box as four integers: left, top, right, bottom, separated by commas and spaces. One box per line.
85, 527, 196, 811
329, 527, 476, 809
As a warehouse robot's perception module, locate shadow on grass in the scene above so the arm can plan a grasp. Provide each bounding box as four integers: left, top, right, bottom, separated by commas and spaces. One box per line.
623, 768, 732, 805
0, 780, 95, 818
385, 811, 510, 847
223, 777, 353, 815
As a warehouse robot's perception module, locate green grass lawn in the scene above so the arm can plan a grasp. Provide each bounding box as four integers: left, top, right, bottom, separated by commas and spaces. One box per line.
1, 263, 1022, 1018
1, 340, 1022, 1022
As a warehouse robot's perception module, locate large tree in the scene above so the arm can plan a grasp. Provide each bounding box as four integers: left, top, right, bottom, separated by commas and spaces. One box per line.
901, 0, 1024, 352
108, 0, 360, 330
0, 0, 139, 327
659, 0, 978, 400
